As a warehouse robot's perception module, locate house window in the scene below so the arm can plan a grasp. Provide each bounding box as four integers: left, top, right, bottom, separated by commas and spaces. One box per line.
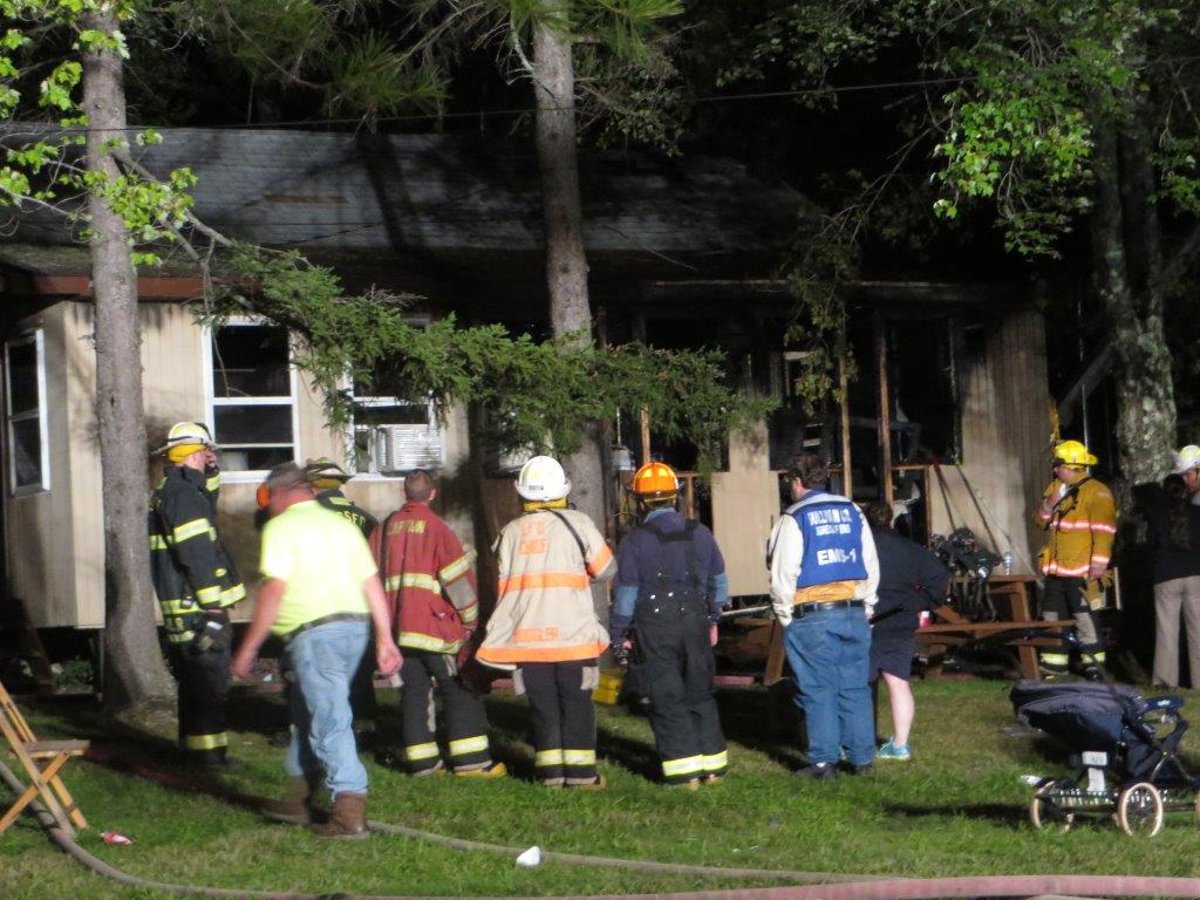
206, 321, 296, 473
4, 330, 49, 494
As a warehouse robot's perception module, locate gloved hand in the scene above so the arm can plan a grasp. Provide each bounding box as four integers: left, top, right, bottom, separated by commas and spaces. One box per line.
194, 611, 230, 654
610, 642, 630, 666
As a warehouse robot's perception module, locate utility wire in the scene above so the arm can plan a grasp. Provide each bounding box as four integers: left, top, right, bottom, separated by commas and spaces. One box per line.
13, 51, 1200, 136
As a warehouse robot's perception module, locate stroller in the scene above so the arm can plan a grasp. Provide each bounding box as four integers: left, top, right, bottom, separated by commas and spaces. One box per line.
1010, 679, 1200, 836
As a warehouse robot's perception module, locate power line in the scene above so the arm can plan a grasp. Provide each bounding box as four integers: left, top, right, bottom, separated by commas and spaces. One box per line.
6, 53, 1200, 135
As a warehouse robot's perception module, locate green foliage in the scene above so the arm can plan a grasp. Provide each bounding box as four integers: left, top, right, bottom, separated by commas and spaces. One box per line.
167, 0, 445, 121
209, 243, 775, 475
0, 2, 200, 265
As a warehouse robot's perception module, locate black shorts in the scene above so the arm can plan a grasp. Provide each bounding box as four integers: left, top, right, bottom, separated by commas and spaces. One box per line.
870, 622, 918, 682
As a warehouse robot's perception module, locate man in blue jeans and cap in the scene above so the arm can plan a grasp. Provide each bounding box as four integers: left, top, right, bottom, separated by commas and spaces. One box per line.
767, 453, 879, 779
233, 462, 402, 838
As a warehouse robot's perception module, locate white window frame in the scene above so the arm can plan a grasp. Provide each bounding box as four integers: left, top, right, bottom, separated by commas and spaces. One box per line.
4, 329, 50, 496
346, 317, 443, 477
202, 318, 300, 482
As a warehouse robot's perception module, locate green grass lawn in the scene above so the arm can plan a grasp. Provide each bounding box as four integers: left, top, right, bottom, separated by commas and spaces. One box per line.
3, 676, 1200, 898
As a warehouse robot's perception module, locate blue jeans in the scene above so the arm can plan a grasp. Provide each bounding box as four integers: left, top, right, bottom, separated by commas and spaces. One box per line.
784, 606, 874, 766
283, 619, 370, 797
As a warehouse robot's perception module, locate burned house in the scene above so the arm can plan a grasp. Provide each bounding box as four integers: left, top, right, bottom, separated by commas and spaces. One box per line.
0, 129, 1051, 635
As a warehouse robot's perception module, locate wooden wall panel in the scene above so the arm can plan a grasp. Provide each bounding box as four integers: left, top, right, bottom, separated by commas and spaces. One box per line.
711, 423, 775, 597
927, 309, 1051, 574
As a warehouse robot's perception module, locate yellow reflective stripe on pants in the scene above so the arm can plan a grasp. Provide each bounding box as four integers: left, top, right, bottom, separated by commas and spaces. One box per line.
184, 732, 228, 751
702, 750, 729, 772
448, 735, 489, 758
535, 749, 564, 767
562, 749, 595, 767
405, 742, 440, 762
662, 755, 705, 778
150, 535, 168, 550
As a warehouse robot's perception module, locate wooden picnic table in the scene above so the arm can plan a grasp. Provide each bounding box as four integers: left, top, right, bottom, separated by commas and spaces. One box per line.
757, 574, 1072, 684
914, 574, 1073, 679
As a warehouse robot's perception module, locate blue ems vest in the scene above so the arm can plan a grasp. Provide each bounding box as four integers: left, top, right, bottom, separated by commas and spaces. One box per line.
789, 491, 868, 588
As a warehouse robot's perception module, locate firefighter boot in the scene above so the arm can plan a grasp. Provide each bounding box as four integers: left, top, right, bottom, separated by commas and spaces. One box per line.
262, 773, 320, 826
310, 791, 369, 840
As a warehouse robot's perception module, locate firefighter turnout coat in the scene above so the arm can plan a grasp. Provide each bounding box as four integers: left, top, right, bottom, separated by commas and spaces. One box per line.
148, 463, 245, 763
370, 501, 478, 654
149, 464, 245, 644
1035, 475, 1117, 578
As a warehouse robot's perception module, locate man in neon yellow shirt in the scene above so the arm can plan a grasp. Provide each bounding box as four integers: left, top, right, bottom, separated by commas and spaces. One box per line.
233, 463, 401, 839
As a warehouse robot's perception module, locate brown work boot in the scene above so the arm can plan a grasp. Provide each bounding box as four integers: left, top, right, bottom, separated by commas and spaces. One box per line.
310, 791, 369, 840
262, 773, 320, 825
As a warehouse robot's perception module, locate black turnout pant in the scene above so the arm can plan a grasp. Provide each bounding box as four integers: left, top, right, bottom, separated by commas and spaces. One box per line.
400, 650, 492, 773
167, 633, 231, 764
1043, 576, 1103, 654
520, 660, 598, 786
632, 602, 727, 784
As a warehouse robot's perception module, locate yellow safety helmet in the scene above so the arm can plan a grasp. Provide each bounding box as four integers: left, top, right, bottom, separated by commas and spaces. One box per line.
1053, 439, 1097, 469
632, 461, 679, 501
158, 421, 215, 464
305, 456, 352, 490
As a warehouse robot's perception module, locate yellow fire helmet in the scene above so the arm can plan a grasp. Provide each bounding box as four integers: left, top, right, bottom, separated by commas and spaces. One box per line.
1053, 439, 1098, 469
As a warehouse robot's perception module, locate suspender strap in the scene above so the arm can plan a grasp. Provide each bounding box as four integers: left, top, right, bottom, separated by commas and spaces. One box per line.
547, 509, 589, 567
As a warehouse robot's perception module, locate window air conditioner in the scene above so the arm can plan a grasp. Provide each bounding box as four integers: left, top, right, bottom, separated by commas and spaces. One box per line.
374, 424, 443, 473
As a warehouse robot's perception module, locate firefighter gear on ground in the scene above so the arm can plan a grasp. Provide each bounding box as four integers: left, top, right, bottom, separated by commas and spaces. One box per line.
479, 471, 616, 787
613, 506, 730, 785
371, 500, 498, 775
1036, 459, 1116, 671
149, 462, 245, 764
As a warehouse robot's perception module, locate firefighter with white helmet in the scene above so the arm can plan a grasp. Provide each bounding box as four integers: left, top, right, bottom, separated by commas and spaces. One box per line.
612, 461, 730, 788
477, 455, 616, 788
1035, 438, 1116, 676
148, 421, 246, 766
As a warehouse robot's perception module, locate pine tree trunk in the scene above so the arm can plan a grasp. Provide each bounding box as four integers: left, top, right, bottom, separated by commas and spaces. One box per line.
531, 6, 607, 624
531, 9, 606, 528
82, 13, 173, 710
1091, 126, 1177, 494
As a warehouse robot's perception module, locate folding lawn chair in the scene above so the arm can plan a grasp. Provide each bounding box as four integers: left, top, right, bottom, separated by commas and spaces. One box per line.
0, 678, 89, 836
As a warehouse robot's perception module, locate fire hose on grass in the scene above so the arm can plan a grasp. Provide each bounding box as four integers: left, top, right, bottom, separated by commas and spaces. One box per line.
6, 750, 1200, 899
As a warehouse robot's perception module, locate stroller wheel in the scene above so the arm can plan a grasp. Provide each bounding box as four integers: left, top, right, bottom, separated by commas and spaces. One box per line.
1030, 778, 1075, 832
1117, 782, 1164, 837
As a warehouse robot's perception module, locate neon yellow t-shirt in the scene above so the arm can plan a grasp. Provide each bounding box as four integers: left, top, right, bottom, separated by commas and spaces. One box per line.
259, 500, 379, 636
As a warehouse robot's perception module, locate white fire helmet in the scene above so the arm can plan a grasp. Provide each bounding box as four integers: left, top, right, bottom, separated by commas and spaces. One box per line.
516, 455, 570, 502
